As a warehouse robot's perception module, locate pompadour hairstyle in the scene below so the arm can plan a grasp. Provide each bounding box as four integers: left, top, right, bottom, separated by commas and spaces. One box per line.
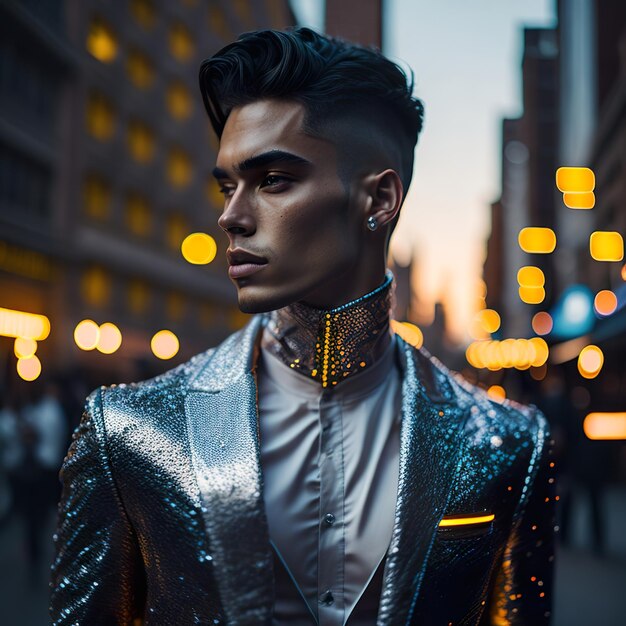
199, 26, 424, 195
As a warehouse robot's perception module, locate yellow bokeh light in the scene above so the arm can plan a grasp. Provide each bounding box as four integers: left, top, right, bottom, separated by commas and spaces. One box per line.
518, 227, 556, 254
390, 320, 423, 348
86, 17, 118, 63
97, 322, 122, 354
14, 337, 37, 359
594, 290, 618, 316
577, 345, 604, 379
17, 355, 41, 382
487, 385, 506, 402
590, 231, 624, 262
151, 330, 180, 360
621, 264, 626, 281
480, 309, 501, 334
563, 192, 595, 209
531, 312, 553, 336
181, 233, 217, 264
517, 266, 545, 288
519, 286, 545, 304
529, 337, 549, 367
584, 413, 626, 440
0, 307, 50, 340
74, 319, 101, 351
555, 167, 595, 193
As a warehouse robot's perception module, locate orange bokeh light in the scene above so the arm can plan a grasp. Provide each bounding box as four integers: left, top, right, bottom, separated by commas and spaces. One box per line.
532, 312, 553, 336
584, 413, 626, 440
594, 290, 617, 316
487, 385, 506, 402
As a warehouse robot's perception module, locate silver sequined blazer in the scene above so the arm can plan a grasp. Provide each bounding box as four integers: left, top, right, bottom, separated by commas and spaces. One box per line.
50, 315, 556, 625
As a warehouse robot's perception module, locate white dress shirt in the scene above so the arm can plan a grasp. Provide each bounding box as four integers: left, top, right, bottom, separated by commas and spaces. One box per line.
257, 331, 402, 625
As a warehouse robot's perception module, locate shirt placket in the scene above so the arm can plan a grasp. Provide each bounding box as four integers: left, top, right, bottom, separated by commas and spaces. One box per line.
317, 389, 345, 626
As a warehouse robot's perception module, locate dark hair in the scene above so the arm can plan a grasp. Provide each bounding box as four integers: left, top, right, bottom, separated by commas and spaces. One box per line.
199, 27, 424, 196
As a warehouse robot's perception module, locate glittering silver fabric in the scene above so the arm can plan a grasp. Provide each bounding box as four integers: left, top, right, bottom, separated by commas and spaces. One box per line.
262, 270, 395, 388
50, 314, 555, 625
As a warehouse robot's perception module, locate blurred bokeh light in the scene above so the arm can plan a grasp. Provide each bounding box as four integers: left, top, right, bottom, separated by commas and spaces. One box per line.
74, 320, 101, 351
589, 231, 624, 262
518, 227, 556, 253
151, 330, 180, 360
181, 233, 218, 265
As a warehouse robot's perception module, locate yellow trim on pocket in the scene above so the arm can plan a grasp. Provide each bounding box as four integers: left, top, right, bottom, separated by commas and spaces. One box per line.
438, 513, 495, 527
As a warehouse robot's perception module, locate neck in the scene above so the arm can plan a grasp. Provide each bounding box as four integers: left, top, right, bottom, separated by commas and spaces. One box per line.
261, 270, 395, 388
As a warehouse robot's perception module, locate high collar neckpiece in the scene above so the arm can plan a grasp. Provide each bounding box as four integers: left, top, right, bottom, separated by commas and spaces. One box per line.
261, 270, 395, 388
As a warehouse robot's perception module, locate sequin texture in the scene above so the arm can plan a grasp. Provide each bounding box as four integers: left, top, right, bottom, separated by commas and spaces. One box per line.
262, 270, 394, 387
49, 314, 555, 625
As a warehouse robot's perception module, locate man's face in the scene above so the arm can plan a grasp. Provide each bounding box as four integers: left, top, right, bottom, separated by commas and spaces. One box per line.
213, 99, 366, 313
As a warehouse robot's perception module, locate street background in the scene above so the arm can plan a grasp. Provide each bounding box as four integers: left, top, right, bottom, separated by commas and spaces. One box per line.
1, 0, 625, 624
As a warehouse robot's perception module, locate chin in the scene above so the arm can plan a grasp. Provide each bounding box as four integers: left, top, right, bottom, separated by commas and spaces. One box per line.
235, 282, 302, 314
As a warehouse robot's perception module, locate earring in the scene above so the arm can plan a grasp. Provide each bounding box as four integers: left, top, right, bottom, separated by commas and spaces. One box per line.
366, 216, 378, 231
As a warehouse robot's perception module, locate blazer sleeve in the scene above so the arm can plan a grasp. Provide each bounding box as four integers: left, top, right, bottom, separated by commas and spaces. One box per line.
49, 388, 146, 625
481, 408, 557, 625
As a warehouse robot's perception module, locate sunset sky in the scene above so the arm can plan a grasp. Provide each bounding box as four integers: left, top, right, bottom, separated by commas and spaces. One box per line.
292, 0, 556, 343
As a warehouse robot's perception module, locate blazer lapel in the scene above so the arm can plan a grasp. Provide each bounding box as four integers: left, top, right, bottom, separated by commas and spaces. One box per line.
376, 336, 469, 626
185, 316, 274, 625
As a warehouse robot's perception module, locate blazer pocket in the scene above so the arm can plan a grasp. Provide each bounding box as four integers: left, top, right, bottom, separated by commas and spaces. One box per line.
436, 511, 494, 540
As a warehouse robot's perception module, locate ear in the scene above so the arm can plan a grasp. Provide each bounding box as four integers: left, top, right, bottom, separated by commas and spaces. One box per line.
365, 169, 404, 229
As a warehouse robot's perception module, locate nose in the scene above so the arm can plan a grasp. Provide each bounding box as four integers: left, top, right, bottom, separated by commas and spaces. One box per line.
217, 192, 256, 236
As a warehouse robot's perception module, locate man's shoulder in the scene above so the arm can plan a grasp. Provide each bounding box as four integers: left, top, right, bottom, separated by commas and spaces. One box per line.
414, 344, 549, 447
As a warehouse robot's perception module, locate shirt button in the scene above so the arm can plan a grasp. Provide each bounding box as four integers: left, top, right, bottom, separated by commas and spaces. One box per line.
324, 513, 335, 526
319, 590, 334, 605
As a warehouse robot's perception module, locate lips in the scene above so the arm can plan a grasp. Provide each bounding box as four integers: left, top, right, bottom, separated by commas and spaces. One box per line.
227, 248, 268, 279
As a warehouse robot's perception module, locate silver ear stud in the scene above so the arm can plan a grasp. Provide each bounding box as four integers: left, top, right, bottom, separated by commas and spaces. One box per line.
367, 216, 378, 231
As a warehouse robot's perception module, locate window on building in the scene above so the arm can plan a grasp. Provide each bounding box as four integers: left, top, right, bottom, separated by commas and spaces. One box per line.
166, 212, 188, 250
166, 80, 193, 121
81, 266, 111, 308
83, 173, 111, 219
125, 192, 152, 236
207, 3, 231, 40
130, 0, 156, 30
86, 91, 116, 140
128, 278, 150, 315
167, 147, 193, 188
168, 21, 195, 62
126, 48, 155, 89
232, 0, 256, 30
127, 119, 156, 163
166, 291, 185, 322
0, 144, 51, 220
86, 16, 118, 63
0, 41, 57, 130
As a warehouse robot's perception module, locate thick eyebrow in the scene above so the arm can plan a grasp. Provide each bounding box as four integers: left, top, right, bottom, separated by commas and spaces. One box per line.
211, 149, 313, 180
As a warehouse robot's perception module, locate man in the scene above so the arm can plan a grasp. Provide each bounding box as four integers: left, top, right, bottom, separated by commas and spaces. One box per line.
50, 28, 556, 625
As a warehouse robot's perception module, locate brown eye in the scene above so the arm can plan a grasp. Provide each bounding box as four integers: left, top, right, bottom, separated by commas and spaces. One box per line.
261, 175, 289, 188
